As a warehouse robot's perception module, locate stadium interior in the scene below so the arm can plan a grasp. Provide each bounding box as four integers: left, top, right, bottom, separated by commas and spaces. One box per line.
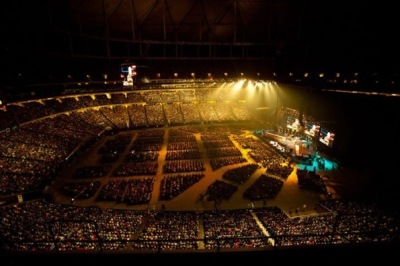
1, 1, 400, 265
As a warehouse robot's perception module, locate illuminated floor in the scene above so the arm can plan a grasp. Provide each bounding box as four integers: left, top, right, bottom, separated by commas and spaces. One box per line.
50, 124, 369, 216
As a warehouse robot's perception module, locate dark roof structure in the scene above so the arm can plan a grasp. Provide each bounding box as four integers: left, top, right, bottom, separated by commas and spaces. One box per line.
2, 0, 400, 85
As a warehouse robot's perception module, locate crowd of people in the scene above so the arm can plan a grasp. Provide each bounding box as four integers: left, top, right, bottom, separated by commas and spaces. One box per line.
0, 199, 398, 252
0, 88, 398, 255
0, 88, 255, 196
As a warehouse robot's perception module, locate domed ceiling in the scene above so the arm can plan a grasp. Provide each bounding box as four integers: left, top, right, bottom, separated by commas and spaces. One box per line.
1, 0, 399, 85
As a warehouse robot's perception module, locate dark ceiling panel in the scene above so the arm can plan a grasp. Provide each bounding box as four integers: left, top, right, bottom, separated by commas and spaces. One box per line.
2, 0, 400, 85
53, 0, 306, 43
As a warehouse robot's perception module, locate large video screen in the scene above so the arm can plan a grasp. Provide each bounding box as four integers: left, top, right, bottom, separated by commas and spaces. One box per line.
304, 121, 320, 138
319, 128, 335, 148
121, 64, 137, 86
286, 115, 300, 132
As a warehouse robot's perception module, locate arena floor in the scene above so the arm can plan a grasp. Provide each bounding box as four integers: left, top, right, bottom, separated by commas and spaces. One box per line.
49, 123, 370, 216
